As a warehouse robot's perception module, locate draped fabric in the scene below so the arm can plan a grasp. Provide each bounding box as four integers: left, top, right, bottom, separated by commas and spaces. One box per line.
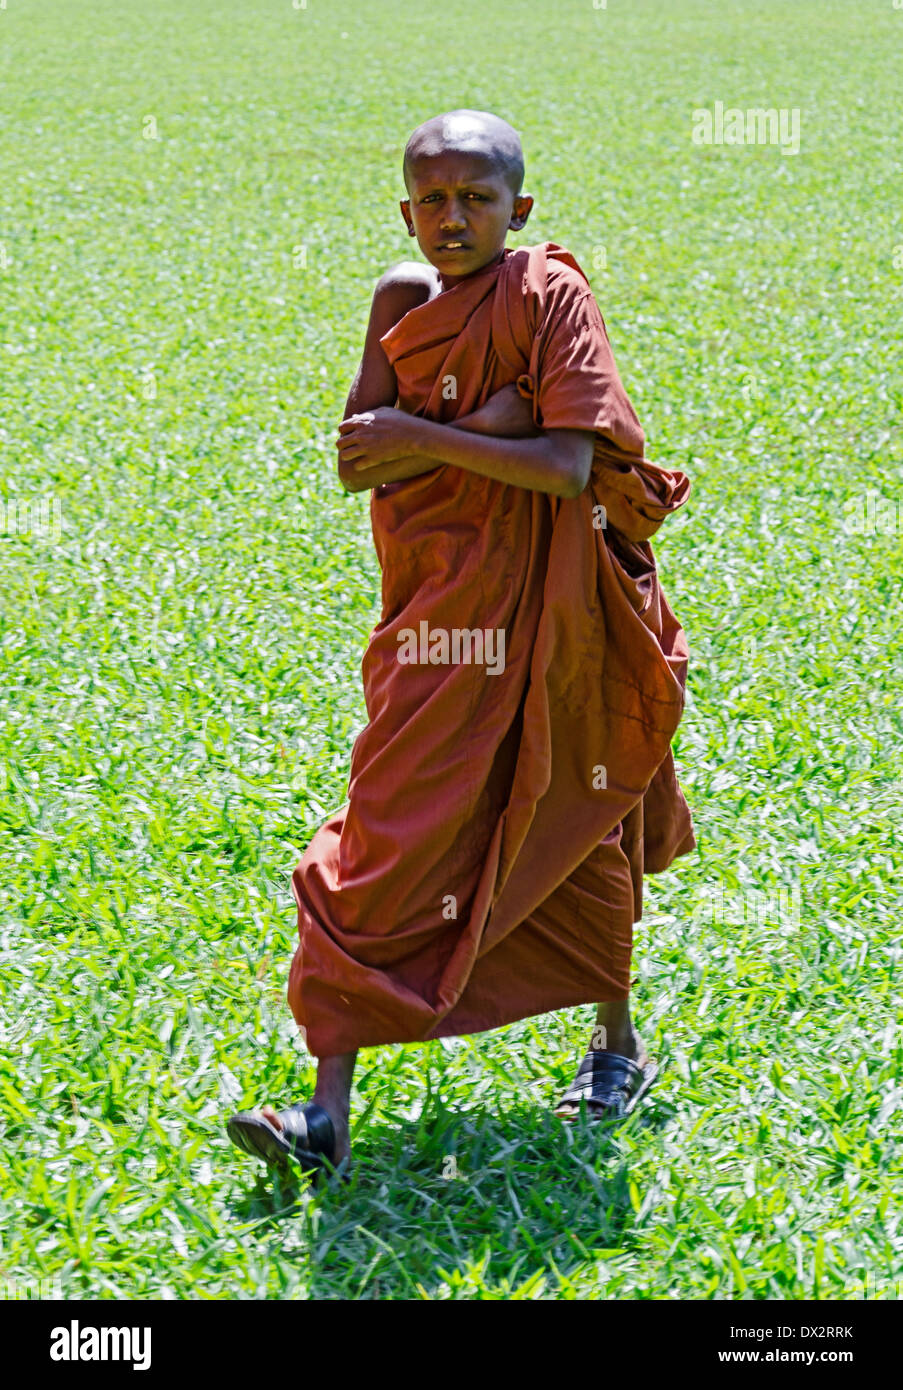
287, 242, 694, 1056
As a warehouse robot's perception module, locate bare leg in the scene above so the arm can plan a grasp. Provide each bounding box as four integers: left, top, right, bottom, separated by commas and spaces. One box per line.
261, 1051, 356, 1165
590, 999, 649, 1066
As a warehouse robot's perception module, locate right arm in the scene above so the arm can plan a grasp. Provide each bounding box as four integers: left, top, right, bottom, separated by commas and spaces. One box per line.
340, 383, 542, 493
338, 263, 438, 492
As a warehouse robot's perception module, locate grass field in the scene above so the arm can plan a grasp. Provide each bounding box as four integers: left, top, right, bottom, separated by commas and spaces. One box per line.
1, 0, 901, 1299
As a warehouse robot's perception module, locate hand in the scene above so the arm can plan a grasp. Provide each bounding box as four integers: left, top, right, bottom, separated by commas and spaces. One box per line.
336, 407, 422, 471
457, 383, 539, 438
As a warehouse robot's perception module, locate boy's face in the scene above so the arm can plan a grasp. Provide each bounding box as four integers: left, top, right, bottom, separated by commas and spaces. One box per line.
401, 149, 533, 286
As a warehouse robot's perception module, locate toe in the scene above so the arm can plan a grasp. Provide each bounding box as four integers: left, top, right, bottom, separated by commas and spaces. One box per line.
260, 1104, 283, 1131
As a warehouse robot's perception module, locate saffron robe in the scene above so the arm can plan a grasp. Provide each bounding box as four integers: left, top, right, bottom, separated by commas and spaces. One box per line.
288, 242, 694, 1057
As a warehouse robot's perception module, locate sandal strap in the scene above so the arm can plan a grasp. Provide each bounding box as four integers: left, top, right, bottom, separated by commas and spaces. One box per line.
561, 1050, 645, 1108
277, 1102, 335, 1159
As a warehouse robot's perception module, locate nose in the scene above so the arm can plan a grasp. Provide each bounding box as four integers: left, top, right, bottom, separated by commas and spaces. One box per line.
439, 199, 467, 231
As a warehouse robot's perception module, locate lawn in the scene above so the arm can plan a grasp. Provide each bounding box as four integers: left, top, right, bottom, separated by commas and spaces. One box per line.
0, 0, 900, 1299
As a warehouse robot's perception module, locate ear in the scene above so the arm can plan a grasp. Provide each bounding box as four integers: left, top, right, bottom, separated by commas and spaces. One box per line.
400, 199, 416, 236
508, 194, 534, 232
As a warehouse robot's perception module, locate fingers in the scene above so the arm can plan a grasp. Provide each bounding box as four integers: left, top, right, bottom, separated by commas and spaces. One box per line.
337, 435, 381, 469
336, 415, 373, 452
335, 408, 396, 468
336, 422, 365, 450
338, 411, 377, 432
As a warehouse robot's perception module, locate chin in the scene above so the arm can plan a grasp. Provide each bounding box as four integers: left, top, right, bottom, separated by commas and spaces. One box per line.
435, 250, 501, 278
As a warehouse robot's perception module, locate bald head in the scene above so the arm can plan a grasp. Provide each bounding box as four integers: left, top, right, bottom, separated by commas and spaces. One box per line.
403, 109, 525, 195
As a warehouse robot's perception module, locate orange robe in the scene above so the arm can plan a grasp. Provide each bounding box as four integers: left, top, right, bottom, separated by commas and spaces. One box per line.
288, 242, 694, 1056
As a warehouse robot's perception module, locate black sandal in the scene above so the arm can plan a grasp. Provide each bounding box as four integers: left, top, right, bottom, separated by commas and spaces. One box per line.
555, 1049, 658, 1121
227, 1101, 338, 1175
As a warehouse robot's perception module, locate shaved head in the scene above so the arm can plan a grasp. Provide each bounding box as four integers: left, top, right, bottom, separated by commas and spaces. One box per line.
403, 109, 525, 195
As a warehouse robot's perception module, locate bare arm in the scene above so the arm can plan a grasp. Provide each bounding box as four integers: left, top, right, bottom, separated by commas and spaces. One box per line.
337, 263, 439, 491
339, 383, 542, 494
338, 407, 595, 500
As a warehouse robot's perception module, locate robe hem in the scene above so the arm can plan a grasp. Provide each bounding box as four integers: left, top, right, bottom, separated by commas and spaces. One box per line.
296, 982, 633, 1058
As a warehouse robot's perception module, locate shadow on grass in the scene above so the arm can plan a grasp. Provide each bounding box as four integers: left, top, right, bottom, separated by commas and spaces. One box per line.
227, 1095, 668, 1296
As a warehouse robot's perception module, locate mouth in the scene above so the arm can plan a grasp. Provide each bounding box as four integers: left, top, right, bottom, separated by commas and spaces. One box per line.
436, 240, 471, 254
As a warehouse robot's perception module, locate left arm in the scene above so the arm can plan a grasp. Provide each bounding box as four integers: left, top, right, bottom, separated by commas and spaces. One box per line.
337, 406, 594, 500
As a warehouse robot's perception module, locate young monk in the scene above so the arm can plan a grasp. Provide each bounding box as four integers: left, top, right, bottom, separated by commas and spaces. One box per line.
227, 110, 694, 1175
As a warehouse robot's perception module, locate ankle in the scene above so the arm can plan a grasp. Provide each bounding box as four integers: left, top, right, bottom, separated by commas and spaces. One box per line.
313, 1087, 350, 1121
312, 1054, 355, 1120
590, 1021, 642, 1058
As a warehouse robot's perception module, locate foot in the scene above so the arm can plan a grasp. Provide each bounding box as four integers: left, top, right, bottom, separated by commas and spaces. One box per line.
258, 1099, 350, 1167
230, 1052, 355, 1170
555, 1007, 651, 1119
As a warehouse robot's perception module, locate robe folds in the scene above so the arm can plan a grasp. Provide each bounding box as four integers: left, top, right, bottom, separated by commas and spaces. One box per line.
288, 242, 695, 1057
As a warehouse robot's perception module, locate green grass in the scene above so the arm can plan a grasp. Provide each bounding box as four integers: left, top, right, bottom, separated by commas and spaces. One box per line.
1, 0, 901, 1299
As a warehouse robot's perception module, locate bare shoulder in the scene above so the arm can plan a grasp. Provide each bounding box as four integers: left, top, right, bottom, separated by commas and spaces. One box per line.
371, 259, 441, 328
376, 259, 441, 294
